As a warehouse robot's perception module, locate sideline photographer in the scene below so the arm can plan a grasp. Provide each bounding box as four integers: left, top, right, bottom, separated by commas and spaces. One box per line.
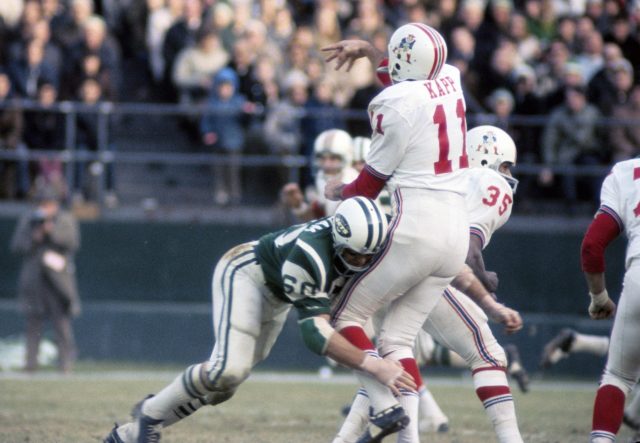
10, 188, 81, 373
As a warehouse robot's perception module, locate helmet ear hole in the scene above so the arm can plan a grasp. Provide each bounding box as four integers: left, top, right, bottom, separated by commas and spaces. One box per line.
481, 160, 488, 166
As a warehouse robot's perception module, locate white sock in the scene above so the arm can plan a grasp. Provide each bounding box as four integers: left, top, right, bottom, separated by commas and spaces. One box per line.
333, 389, 370, 443
397, 390, 420, 443
142, 373, 194, 420
356, 350, 399, 415
419, 385, 448, 430
473, 369, 523, 443
590, 431, 616, 442
571, 334, 609, 357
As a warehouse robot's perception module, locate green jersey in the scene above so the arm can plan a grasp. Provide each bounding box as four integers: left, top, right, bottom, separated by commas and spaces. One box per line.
255, 217, 345, 320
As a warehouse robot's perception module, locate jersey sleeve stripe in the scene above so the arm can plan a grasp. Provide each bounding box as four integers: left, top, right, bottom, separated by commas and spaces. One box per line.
470, 227, 486, 249
297, 239, 327, 291
364, 164, 391, 180
599, 205, 624, 231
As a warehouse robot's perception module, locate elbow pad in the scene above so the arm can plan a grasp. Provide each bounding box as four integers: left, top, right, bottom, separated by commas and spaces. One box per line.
299, 316, 335, 355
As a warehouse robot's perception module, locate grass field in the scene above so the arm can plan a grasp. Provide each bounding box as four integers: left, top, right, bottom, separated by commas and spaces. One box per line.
0, 363, 636, 443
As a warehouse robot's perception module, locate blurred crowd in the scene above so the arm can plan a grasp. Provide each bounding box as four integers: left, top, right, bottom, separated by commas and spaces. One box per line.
0, 0, 639, 212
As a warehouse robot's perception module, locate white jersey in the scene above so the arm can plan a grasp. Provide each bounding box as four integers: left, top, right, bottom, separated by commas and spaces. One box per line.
465, 168, 514, 249
599, 158, 640, 269
313, 167, 359, 216
366, 63, 469, 195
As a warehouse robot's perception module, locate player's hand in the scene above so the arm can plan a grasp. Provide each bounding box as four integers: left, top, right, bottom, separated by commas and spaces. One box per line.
360, 355, 417, 395
588, 289, 616, 320
484, 299, 523, 334
321, 40, 374, 71
280, 182, 304, 209
324, 178, 345, 201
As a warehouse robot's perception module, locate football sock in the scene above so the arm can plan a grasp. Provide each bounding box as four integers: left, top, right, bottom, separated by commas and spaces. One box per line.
341, 326, 399, 414
333, 389, 370, 443
473, 368, 523, 443
142, 371, 195, 421
396, 358, 421, 442
571, 333, 609, 357
418, 385, 449, 428
591, 384, 625, 442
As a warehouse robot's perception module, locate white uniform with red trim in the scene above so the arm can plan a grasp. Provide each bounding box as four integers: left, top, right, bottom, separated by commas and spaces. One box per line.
333, 63, 470, 360
417, 167, 514, 371
597, 158, 640, 395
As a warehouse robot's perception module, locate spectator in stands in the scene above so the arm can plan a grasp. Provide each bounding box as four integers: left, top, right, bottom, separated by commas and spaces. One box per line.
162, 0, 205, 102
51, 0, 94, 53
172, 26, 228, 106
603, 14, 640, 81
540, 85, 604, 213
200, 67, 250, 206
574, 27, 605, 83
610, 84, 640, 162
8, 39, 59, 99
0, 70, 28, 199
10, 187, 81, 374
210, 2, 235, 53
264, 69, 308, 157
268, 6, 295, 52
9, 0, 43, 47
73, 78, 117, 207
145, 0, 182, 89
541, 60, 586, 110
591, 57, 634, 116
508, 11, 542, 64
23, 80, 63, 151
555, 15, 579, 52
65, 14, 121, 100
522, 0, 556, 43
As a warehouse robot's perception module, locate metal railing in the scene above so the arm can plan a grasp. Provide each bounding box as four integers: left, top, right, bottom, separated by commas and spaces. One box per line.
0, 99, 635, 206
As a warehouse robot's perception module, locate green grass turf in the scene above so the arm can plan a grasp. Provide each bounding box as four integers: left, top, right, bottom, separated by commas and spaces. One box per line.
0, 364, 635, 442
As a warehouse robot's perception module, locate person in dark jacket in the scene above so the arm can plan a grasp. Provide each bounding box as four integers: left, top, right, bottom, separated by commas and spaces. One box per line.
10, 188, 81, 373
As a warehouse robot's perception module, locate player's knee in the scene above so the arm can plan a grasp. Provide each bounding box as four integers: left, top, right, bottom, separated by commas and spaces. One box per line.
601, 370, 636, 395
202, 389, 237, 406
185, 360, 250, 397
466, 342, 507, 371
215, 363, 251, 391
377, 342, 415, 361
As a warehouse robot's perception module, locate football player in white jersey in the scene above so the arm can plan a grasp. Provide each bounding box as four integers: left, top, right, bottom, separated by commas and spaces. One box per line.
333, 126, 526, 443
282, 129, 359, 221
102, 198, 416, 443
323, 24, 472, 442
581, 158, 640, 442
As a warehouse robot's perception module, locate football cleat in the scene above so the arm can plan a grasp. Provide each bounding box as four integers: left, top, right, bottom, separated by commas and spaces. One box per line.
419, 417, 449, 433
505, 344, 530, 393
540, 328, 576, 369
356, 404, 409, 443
137, 414, 163, 443
103, 424, 125, 443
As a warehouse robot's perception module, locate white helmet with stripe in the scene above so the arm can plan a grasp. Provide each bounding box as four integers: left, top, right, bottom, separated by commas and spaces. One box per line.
467, 125, 519, 191
352, 137, 371, 164
313, 129, 354, 170
388, 23, 448, 83
332, 197, 389, 272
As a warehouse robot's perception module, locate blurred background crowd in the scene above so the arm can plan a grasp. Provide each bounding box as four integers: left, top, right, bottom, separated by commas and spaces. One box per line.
0, 0, 639, 215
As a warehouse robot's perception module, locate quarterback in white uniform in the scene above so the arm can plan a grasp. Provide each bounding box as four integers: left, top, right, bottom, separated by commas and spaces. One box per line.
334, 126, 525, 443
324, 23, 471, 442
582, 158, 640, 442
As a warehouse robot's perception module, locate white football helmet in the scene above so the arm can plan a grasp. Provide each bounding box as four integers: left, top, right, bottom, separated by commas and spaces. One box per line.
467, 125, 519, 192
313, 129, 354, 170
352, 137, 372, 164
332, 197, 388, 272
388, 23, 448, 83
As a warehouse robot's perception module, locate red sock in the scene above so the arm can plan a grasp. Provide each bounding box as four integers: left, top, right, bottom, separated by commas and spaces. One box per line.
476, 385, 511, 402
399, 357, 424, 387
592, 384, 626, 434
339, 326, 375, 351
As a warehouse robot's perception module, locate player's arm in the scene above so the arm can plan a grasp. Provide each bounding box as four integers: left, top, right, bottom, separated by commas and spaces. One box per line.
452, 265, 522, 334
466, 235, 499, 293
280, 183, 324, 222
580, 209, 621, 319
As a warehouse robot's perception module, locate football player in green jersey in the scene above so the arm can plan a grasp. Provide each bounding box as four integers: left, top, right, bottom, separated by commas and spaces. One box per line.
104, 197, 416, 443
